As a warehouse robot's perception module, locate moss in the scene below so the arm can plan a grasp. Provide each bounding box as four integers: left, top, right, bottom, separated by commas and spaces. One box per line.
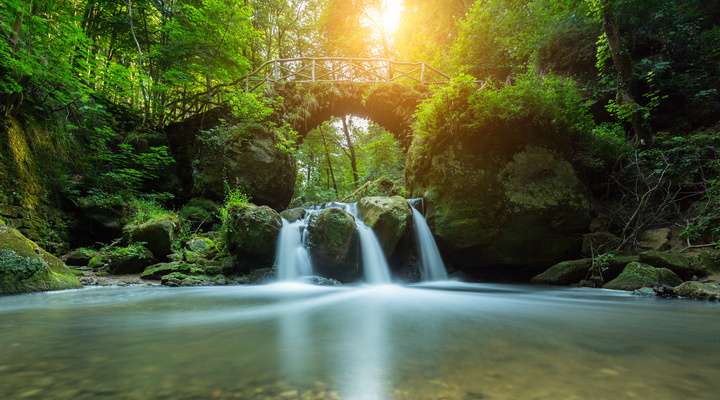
180, 198, 220, 231
91, 244, 155, 274
358, 196, 411, 256
141, 262, 203, 280
0, 224, 81, 295
160, 272, 227, 287
639, 250, 707, 280
531, 255, 638, 285
672, 281, 720, 301
124, 216, 179, 259
306, 208, 359, 282
223, 203, 281, 269
603, 262, 682, 291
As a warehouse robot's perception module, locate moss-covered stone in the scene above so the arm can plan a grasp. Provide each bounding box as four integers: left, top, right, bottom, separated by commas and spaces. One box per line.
141, 262, 203, 280
603, 262, 682, 291
63, 247, 99, 266
0, 224, 81, 295
639, 250, 707, 280
180, 198, 220, 231
224, 203, 282, 271
408, 142, 590, 276
91, 244, 156, 274
280, 207, 306, 223
160, 272, 227, 287
531, 255, 638, 285
124, 216, 179, 259
672, 281, 720, 301
307, 208, 359, 282
358, 196, 411, 257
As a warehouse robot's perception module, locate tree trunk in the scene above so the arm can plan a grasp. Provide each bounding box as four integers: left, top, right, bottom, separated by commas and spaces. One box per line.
601, 0, 653, 145
320, 128, 339, 196
341, 116, 360, 189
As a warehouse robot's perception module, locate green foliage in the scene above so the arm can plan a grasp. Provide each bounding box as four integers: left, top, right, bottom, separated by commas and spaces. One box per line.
219, 188, 250, 227
0, 249, 47, 282
127, 199, 177, 226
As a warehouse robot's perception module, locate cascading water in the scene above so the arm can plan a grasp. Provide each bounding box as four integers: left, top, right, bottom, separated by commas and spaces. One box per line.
274, 202, 393, 284
344, 203, 392, 284
409, 200, 449, 281
275, 219, 314, 281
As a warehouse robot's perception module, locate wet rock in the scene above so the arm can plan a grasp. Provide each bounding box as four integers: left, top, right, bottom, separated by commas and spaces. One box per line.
280, 207, 306, 223
124, 217, 179, 259
633, 287, 657, 297
0, 222, 81, 294
671, 281, 720, 301
603, 262, 682, 291
298, 275, 342, 286
531, 255, 637, 285
639, 250, 707, 280
239, 267, 277, 284
160, 272, 227, 287
224, 203, 282, 272
358, 196, 411, 257
141, 262, 203, 280
307, 208, 359, 282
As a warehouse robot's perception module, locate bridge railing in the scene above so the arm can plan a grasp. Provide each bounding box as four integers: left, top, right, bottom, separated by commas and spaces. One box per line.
242, 57, 450, 91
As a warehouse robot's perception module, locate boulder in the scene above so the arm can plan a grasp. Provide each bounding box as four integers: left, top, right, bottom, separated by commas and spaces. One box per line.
408, 144, 591, 276
639, 250, 707, 280
192, 126, 296, 210
638, 228, 671, 251
90, 245, 156, 274
179, 198, 220, 232
280, 207, 306, 223
161, 272, 227, 287
581, 232, 621, 257
224, 203, 282, 271
531, 255, 638, 285
358, 196, 411, 257
141, 262, 203, 280
603, 262, 682, 291
0, 223, 81, 294
124, 217, 179, 259
63, 248, 98, 267
307, 208, 359, 282
671, 281, 720, 301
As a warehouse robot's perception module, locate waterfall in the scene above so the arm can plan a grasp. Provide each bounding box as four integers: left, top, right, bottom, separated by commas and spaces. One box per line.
345, 203, 392, 284
275, 219, 314, 281
409, 201, 449, 281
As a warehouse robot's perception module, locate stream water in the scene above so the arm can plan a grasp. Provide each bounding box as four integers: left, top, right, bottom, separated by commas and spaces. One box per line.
1, 283, 719, 400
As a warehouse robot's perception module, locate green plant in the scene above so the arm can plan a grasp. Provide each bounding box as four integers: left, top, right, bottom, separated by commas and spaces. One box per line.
219, 188, 250, 226
127, 199, 177, 226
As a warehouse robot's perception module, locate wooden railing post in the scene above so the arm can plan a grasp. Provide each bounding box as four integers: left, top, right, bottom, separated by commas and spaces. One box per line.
311, 59, 316, 82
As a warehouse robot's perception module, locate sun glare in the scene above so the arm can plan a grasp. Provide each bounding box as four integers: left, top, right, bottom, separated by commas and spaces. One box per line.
363, 0, 404, 43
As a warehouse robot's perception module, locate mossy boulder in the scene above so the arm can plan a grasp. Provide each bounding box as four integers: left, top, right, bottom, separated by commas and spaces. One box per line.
141, 262, 203, 280
185, 235, 218, 260
90, 244, 155, 274
160, 272, 227, 287
192, 125, 296, 210
180, 198, 220, 232
531, 255, 638, 285
280, 207, 306, 223
307, 208, 359, 282
408, 143, 590, 276
0, 224, 81, 295
603, 262, 682, 291
671, 281, 720, 301
358, 196, 411, 257
639, 250, 707, 280
124, 216, 179, 259
63, 247, 99, 267
224, 203, 282, 271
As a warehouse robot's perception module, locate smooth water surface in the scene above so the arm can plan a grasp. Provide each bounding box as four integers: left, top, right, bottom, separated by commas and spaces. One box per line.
1, 283, 719, 400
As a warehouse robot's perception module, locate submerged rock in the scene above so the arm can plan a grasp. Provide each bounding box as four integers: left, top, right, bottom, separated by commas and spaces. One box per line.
224, 203, 282, 271
307, 208, 359, 282
124, 216, 179, 259
0, 222, 81, 294
358, 196, 411, 257
603, 262, 682, 291
639, 250, 707, 280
